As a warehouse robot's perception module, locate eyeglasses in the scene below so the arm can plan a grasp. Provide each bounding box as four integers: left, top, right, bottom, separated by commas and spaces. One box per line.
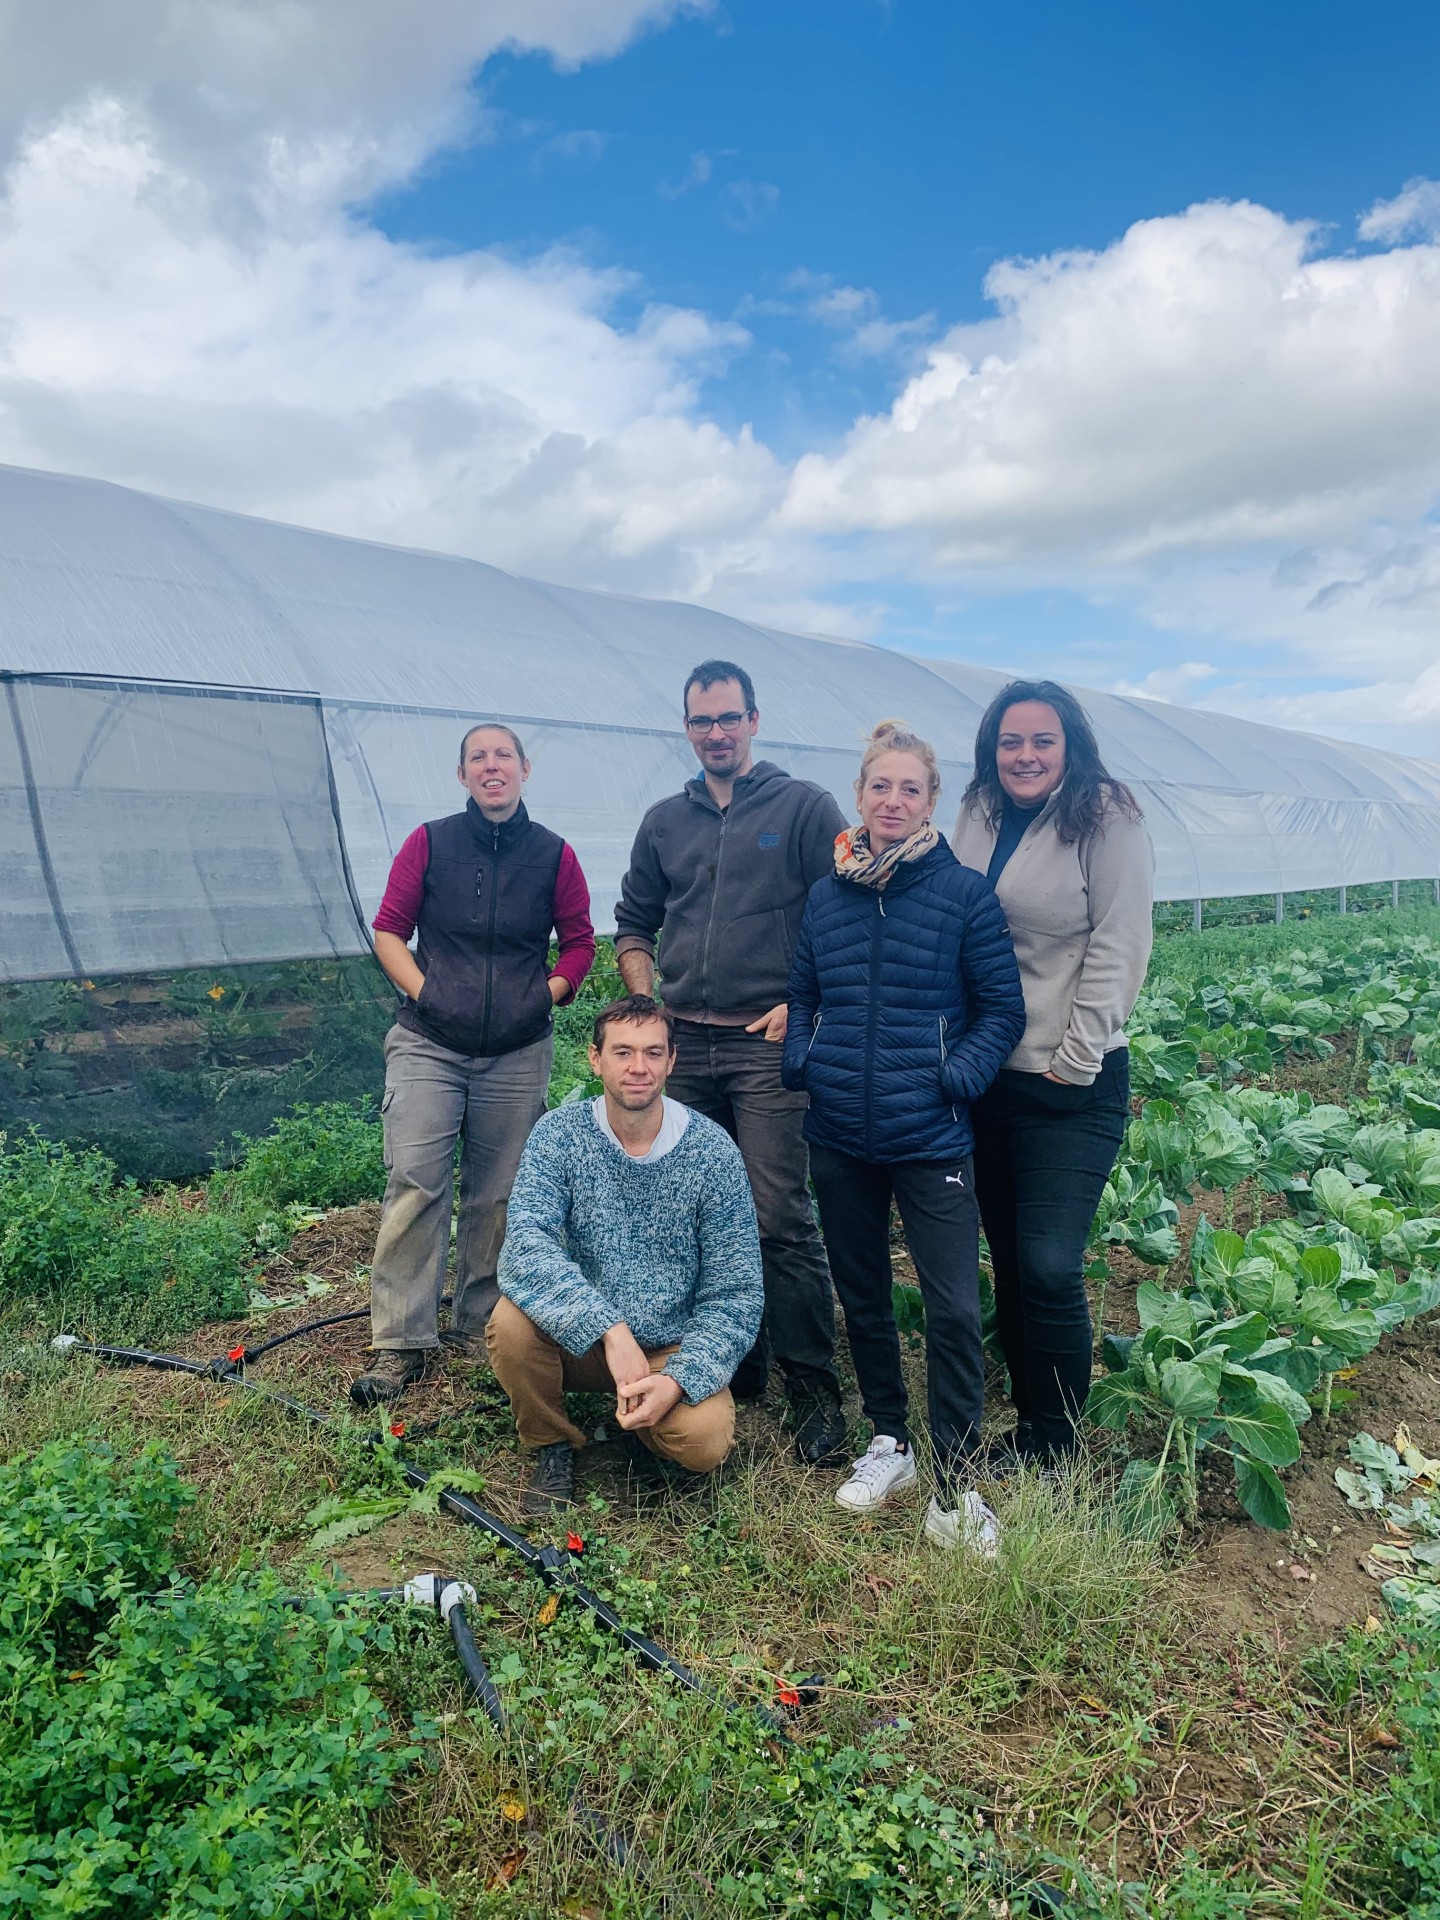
684, 710, 751, 735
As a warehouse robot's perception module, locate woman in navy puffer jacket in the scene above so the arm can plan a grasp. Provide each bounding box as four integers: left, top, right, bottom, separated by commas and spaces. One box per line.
782, 721, 1025, 1554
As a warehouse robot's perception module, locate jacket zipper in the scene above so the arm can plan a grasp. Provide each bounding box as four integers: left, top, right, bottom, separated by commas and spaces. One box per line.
939, 1014, 960, 1123
805, 1011, 823, 1060
696, 790, 732, 1012
863, 894, 884, 1159
479, 820, 500, 1053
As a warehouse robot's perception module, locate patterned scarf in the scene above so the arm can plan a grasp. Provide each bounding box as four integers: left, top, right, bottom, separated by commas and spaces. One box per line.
833, 820, 940, 890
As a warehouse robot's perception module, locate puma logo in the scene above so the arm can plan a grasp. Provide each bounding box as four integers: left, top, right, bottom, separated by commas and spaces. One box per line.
945, 1172, 965, 1186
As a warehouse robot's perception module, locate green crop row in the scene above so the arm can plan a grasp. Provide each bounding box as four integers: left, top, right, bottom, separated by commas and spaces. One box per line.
1084, 932, 1440, 1531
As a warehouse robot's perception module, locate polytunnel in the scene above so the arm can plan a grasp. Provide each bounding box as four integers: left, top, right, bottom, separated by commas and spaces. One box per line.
4, 459, 1440, 984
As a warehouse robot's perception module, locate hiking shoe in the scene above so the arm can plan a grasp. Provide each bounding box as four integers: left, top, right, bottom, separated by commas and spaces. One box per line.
792, 1400, 849, 1468
520, 1441, 576, 1517
834, 1435, 917, 1512
349, 1348, 427, 1408
924, 1491, 1002, 1558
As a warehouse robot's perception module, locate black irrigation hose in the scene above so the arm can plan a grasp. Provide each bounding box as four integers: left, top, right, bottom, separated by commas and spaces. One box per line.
63, 1337, 1064, 1916
237, 1305, 372, 1365
234, 1291, 458, 1368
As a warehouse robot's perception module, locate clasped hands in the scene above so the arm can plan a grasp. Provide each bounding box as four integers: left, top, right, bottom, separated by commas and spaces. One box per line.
603, 1323, 682, 1430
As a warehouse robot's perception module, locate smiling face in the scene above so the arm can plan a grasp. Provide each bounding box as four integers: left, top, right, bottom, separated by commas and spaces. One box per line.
458, 726, 529, 820
683, 675, 758, 782
589, 1015, 675, 1113
995, 701, 1066, 806
858, 749, 933, 850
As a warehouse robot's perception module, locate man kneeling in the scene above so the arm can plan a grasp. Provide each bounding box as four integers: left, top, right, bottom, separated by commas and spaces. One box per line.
490, 995, 764, 1516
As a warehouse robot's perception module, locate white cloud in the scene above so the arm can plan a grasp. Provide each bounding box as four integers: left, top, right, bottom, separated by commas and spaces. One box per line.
0, 0, 710, 205
5, 0, 1440, 751
533, 127, 608, 171
0, 97, 790, 603
717, 177, 779, 232
1112, 662, 1218, 703
780, 199, 1440, 573
1359, 176, 1440, 243
658, 150, 714, 199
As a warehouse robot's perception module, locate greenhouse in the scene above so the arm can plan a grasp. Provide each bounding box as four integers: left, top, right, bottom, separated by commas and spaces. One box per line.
4, 459, 1440, 983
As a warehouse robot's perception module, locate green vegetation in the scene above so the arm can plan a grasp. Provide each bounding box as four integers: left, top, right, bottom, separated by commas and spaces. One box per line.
1086, 930, 1440, 1528
0, 1440, 442, 1918
4, 910, 1440, 1916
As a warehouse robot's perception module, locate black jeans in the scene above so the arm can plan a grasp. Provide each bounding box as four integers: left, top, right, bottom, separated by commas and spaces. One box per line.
971, 1049, 1130, 1454
668, 1021, 841, 1406
807, 1143, 984, 1489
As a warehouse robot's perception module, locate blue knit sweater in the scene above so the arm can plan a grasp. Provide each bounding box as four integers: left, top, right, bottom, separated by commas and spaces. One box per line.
497, 1101, 764, 1404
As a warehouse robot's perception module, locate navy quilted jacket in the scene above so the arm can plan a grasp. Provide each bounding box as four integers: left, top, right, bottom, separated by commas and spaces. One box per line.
781, 839, 1026, 1163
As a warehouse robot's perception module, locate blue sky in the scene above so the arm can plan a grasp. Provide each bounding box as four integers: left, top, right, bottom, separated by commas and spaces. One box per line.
2, 0, 1440, 748
378, 0, 1440, 446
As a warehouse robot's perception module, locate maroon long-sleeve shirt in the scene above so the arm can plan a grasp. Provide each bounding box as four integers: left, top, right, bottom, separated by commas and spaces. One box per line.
373, 826, 596, 1001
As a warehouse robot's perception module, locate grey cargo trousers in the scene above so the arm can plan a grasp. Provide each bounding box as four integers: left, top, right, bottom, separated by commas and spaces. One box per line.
368, 1023, 553, 1350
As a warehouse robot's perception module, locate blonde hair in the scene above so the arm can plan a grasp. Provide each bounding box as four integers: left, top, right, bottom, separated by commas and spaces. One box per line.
855, 719, 942, 805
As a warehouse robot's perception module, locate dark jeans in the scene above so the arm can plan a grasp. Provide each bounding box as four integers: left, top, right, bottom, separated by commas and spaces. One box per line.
668, 1020, 840, 1405
971, 1049, 1130, 1454
808, 1143, 985, 1489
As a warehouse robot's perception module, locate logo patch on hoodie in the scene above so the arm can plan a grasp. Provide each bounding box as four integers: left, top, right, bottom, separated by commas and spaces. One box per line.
757, 832, 780, 848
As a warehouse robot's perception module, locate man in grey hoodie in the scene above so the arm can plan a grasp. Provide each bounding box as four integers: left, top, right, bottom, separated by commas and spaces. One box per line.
614, 659, 847, 1465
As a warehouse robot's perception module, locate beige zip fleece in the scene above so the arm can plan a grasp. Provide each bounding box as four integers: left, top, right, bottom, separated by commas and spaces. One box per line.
952, 790, 1154, 1086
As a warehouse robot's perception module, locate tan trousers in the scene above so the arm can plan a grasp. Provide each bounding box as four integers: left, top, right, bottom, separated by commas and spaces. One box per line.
486, 1298, 735, 1472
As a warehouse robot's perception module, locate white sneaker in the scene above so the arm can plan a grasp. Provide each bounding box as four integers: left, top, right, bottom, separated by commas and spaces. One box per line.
834, 1436, 918, 1512
924, 1491, 1001, 1558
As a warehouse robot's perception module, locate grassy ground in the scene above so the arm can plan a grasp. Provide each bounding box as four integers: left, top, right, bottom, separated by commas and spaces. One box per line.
6, 913, 1440, 1915
3, 1249, 1435, 1916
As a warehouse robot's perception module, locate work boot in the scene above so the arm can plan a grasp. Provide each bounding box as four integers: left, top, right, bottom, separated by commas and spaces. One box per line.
520, 1441, 575, 1517
791, 1397, 848, 1468
349, 1348, 427, 1408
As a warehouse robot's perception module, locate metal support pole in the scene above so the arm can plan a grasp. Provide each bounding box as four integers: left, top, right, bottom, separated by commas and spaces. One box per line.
1192, 898, 1203, 933
1275, 892, 1284, 924
1434, 878, 1439, 907
1392, 879, 1401, 910
1338, 885, 1347, 915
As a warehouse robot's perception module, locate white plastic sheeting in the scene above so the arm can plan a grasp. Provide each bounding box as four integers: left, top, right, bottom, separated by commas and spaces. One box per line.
4, 461, 1440, 982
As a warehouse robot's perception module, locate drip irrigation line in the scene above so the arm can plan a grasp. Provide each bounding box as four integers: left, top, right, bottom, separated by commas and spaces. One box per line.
61, 1336, 1065, 1915
238, 1306, 371, 1364
234, 1291, 461, 1369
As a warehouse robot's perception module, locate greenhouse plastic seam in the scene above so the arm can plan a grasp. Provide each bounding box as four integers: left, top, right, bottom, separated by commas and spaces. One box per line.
56, 1336, 1065, 1916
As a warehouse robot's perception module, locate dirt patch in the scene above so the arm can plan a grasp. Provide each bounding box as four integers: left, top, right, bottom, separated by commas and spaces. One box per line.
1182, 1309, 1440, 1643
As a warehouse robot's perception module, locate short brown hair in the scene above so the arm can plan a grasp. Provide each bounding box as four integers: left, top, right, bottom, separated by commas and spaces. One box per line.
458, 721, 527, 767
591, 995, 676, 1051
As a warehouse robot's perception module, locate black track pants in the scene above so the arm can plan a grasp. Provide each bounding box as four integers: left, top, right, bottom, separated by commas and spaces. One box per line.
808, 1143, 984, 1488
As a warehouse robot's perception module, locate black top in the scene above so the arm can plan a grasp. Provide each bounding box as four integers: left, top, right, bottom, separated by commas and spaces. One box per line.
986, 796, 1044, 886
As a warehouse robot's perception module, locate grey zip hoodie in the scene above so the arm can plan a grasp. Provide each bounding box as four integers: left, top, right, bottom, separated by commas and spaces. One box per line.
615, 760, 846, 1019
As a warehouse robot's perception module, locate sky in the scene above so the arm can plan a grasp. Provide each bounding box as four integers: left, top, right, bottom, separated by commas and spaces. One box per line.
2, 0, 1439, 752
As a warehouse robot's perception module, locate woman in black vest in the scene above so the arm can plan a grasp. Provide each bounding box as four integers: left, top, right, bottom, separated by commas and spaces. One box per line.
351, 723, 596, 1407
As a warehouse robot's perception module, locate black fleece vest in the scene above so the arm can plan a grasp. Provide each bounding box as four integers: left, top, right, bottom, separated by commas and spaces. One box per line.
397, 798, 563, 1058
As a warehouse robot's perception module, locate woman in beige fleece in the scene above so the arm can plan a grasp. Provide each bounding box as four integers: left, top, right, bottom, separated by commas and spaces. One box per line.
953, 680, 1154, 1467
